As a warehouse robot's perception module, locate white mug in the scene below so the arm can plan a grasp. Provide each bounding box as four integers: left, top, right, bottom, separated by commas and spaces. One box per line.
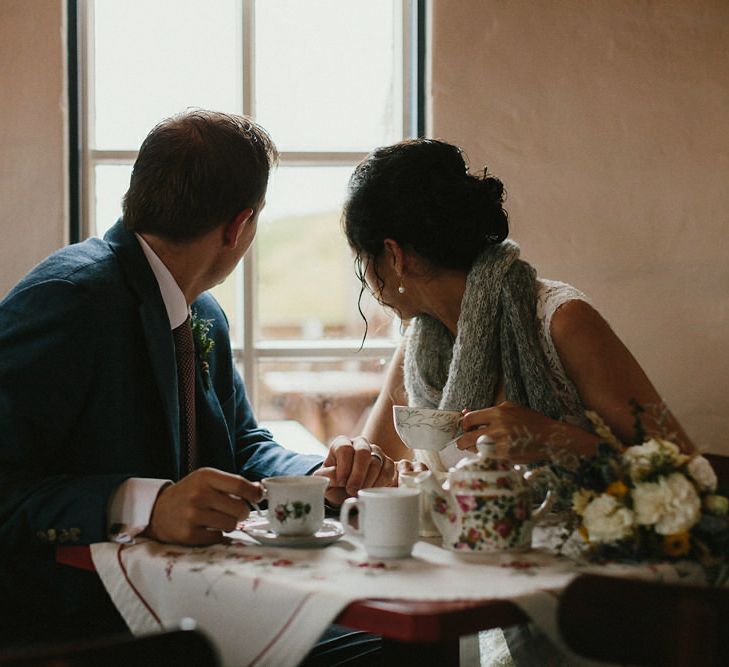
260, 476, 328, 536
340, 487, 420, 559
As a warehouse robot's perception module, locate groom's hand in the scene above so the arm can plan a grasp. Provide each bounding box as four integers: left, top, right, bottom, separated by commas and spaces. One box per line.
144, 467, 263, 545
313, 435, 397, 506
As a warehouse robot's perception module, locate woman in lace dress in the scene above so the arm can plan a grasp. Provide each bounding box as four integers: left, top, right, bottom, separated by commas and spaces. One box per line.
343, 138, 693, 472
342, 138, 695, 666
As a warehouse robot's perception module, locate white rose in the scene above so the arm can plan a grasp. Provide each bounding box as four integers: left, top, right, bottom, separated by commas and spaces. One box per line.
582, 494, 635, 543
623, 441, 661, 480
623, 439, 686, 481
633, 473, 701, 535
687, 455, 717, 493
572, 489, 595, 515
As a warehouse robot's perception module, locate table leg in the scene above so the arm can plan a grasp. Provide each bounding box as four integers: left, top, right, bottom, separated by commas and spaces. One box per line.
381, 638, 460, 666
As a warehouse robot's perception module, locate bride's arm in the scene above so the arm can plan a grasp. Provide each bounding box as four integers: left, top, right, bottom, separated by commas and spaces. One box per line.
361, 340, 412, 461
551, 299, 694, 451
458, 299, 694, 462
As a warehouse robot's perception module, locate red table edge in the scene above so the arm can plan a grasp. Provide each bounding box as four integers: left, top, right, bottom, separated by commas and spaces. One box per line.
57, 545, 95, 571
337, 597, 528, 642
56, 545, 529, 643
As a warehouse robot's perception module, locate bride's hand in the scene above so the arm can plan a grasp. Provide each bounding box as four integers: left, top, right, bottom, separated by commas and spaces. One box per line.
456, 401, 558, 463
395, 458, 428, 486
396, 459, 428, 474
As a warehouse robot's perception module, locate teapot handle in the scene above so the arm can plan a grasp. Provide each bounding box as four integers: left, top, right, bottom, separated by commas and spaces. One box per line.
523, 467, 559, 522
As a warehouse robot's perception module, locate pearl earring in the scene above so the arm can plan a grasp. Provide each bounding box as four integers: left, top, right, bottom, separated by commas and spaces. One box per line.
398, 281, 405, 294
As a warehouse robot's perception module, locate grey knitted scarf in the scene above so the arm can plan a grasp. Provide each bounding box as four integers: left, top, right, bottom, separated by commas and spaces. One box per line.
403, 241, 567, 463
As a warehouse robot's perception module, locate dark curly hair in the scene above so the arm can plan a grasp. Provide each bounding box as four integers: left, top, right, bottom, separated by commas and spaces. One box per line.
343, 138, 509, 320
123, 109, 278, 241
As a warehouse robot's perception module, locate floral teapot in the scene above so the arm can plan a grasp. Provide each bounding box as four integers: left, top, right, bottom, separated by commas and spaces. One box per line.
415, 439, 557, 552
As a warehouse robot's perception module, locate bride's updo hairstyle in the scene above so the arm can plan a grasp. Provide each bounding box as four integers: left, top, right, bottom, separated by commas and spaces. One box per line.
343, 139, 508, 284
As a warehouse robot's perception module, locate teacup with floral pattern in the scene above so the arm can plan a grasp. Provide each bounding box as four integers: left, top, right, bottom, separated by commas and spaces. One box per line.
261, 476, 328, 536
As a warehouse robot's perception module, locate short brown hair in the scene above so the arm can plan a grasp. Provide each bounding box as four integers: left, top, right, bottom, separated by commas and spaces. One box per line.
122, 109, 278, 240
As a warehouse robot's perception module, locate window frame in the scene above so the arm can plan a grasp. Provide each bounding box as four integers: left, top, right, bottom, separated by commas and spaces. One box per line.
74, 0, 425, 413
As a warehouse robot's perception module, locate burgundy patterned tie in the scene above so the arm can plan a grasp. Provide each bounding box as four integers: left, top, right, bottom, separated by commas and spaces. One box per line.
173, 316, 197, 474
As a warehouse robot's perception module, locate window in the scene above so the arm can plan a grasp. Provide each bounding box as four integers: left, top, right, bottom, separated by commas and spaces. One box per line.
77, 0, 421, 443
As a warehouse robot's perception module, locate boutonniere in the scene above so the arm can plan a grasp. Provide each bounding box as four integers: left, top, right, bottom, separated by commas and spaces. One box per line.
191, 311, 215, 388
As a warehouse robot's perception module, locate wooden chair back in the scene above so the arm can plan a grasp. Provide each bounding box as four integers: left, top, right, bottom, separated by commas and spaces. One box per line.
559, 573, 729, 666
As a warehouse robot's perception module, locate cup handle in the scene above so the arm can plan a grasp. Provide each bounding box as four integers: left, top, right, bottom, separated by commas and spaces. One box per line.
249, 487, 268, 519
339, 497, 362, 535
523, 467, 558, 522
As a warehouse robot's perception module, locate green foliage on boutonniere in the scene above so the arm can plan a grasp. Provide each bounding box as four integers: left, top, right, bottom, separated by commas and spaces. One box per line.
191, 311, 215, 387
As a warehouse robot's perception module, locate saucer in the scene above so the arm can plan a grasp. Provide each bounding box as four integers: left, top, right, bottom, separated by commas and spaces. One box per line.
242, 518, 344, 548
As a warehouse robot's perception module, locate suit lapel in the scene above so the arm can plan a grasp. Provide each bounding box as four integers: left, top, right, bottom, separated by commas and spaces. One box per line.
139, 301, 181, 478
105, 220, 181, 479
195, 365, 234, 471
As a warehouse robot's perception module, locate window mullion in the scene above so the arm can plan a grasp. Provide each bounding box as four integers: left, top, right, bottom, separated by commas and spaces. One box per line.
80, 0, 94, 238
241, 0, 257, 408
88, 150, 138, 162
402, 0, 414, 139
277, 152, 367, 167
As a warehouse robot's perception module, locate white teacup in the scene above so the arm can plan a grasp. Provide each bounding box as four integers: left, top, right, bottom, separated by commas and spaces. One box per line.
340, 487, 420, 559
393, 406, 463, 452
261, 476, 328, 536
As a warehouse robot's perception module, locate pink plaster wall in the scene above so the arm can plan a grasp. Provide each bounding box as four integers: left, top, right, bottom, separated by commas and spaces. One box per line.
430, 0, 729, 452
0, 0, 67, 297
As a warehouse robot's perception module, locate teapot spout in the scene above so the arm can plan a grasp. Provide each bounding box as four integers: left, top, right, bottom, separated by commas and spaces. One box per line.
413, 471, 451, 537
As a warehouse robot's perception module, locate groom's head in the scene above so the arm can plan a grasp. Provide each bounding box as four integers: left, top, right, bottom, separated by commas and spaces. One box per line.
122, 109, 277, 242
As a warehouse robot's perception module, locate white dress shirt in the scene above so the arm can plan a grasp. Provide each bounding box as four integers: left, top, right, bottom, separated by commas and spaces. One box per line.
106, 234, 189, 542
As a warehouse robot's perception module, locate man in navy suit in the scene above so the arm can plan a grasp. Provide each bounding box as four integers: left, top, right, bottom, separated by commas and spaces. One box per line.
0, 110, 394, 649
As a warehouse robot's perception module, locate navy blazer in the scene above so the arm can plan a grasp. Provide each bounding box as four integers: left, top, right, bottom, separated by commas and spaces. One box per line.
0, 221, 321, 619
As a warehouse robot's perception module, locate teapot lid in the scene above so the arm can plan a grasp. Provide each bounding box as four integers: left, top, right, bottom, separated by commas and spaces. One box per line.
451, 436, 510, 473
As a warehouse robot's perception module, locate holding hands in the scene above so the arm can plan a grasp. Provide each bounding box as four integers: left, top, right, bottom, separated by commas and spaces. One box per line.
145, 436, 402, 546
313, 435, 398, 505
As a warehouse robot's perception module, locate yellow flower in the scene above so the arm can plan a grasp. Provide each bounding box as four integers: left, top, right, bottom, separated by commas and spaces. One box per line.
577, 525, 590, 543
663, 531, 691, 557
606, 480, 629, 499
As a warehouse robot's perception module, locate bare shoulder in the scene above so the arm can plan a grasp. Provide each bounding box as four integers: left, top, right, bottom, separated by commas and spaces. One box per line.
547, 298, 641, 399
551, 299, 610, 336
549, 298, 613, 344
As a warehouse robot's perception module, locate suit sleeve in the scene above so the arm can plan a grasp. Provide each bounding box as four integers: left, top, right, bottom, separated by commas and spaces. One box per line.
193, 291, 324, 480
232, 370, 323, 480
0, 280, 130, 549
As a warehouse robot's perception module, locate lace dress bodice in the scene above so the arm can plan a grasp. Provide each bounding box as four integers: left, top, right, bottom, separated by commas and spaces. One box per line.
534, 279, 591, 430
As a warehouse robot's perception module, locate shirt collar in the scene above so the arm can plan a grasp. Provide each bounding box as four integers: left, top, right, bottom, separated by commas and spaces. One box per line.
135, 233, 189, 329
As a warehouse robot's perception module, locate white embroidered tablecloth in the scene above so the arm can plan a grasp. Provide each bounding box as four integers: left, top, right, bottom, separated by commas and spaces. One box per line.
90, 525, 705, 667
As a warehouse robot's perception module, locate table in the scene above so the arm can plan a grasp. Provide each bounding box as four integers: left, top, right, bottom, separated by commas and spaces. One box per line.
56, 544, 527, 666
59, 531, 706, 667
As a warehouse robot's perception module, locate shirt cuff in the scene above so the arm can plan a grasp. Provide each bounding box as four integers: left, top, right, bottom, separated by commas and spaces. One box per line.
107, 477, 171, 543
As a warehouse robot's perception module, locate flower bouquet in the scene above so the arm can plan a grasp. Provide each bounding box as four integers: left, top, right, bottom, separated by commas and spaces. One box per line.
567, 411, 729, 578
